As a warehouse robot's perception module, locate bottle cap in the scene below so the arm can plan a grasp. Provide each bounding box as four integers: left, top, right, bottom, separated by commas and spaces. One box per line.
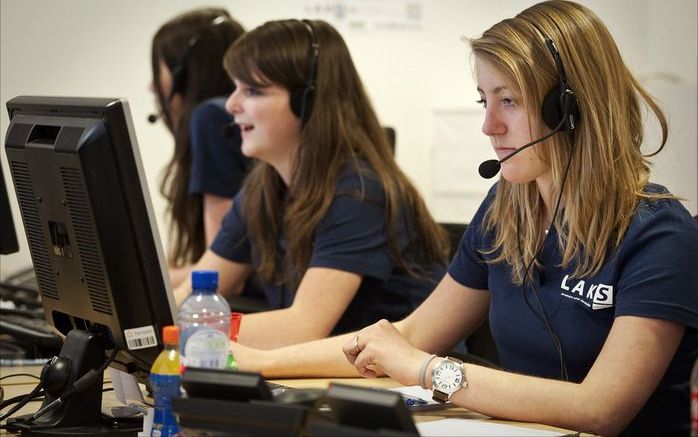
162, 325, 179, 345
191, 270, 218, 292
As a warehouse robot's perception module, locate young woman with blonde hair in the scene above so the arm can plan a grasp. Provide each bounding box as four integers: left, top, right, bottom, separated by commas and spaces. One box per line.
229, 2, 697, 435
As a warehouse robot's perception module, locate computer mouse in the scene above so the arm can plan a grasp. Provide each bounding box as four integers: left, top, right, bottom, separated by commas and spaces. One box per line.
273, 388, 325, 407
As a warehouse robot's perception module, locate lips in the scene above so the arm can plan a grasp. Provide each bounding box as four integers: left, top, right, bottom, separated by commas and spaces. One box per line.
495, 148, 516, 160
237, 123, 254, 133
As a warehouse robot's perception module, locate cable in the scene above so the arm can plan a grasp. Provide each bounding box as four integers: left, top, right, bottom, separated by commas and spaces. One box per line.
517, 133, 575, 382
0, 390, 44, 411
0, 385, 43, 422
22, 348, 119, 425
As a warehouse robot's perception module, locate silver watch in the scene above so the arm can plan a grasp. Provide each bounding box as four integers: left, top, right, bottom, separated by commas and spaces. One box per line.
431, 356, 466, 403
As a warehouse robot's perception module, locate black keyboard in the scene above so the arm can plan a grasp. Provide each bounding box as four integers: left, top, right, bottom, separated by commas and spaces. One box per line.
0, 266, 40, 308
0, 313, 62, 348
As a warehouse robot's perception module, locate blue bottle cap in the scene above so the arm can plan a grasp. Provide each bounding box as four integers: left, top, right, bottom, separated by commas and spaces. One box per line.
191, 270, 218, 292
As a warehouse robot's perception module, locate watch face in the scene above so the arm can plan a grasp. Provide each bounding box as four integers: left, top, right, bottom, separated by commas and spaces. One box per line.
433, 361, 463, 394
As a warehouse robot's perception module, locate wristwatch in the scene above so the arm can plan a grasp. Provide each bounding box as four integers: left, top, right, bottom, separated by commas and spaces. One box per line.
431, 356, 466, 403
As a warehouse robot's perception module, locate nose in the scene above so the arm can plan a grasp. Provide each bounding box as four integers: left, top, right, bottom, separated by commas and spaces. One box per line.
225, 89, 241, 115
481, 107, 506, 137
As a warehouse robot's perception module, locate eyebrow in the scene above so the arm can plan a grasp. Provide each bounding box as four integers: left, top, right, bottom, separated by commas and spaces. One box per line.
476, 86, 510, 94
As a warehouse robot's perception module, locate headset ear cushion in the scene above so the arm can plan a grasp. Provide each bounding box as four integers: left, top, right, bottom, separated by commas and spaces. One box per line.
41, 356, 73, 397
169, 64, 187, 98
542, 87, 564, 131
289, 87, 305, 119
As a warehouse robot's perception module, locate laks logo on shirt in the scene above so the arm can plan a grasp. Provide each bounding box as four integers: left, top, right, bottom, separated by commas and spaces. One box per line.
559, 274, 614, 310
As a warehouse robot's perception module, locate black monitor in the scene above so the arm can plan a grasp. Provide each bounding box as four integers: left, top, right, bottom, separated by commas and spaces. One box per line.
3, 96, 176, 432
0, 164, 20, 255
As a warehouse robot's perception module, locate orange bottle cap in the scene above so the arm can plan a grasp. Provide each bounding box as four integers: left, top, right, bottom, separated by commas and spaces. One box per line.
162, 325, 179, 344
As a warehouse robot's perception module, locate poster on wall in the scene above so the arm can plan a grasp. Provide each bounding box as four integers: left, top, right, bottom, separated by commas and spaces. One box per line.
301, 0, 425, 32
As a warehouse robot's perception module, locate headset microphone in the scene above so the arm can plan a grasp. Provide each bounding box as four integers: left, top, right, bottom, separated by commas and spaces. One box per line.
221, 122, 239, 138
478, 116, 566, 179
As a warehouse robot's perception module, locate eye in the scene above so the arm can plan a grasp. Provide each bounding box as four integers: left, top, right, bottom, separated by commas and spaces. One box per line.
475, 98, 487, 108
501, 97, 515, 108
244, 87, 262, 97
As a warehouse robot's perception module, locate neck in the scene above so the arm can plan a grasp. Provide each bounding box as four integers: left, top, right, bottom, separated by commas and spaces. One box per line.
536, 173, 555, 225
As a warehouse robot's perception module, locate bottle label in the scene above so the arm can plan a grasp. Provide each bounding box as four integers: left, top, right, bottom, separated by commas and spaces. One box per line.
150, 373, 181, 437
182, 328, 229, 369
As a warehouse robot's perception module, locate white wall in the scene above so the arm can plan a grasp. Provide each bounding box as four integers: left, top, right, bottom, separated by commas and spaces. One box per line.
2, 0, 696, 275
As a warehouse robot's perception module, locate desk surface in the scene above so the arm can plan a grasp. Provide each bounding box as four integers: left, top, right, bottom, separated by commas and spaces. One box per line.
1, 365, 584, 436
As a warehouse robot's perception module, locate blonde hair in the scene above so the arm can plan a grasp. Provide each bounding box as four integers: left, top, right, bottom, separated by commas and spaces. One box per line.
469, 0, 669, 284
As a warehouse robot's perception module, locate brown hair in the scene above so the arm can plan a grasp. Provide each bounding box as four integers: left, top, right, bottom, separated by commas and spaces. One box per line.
468, 0, 670, 283
151, 8, 245, 267
223, 19, 449, 288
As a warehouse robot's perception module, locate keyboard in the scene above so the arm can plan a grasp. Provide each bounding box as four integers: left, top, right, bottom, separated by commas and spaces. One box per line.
0, 312, 62, 348
0, 266, 41, 308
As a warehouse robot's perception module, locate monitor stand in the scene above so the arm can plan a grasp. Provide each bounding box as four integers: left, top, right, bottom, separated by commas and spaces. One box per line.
6, 329, 142, 435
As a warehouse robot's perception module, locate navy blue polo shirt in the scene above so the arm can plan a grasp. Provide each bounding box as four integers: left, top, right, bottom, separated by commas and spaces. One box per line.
211, 162, 446, 334
188, 96, 251, 197
449, 182, 698, 436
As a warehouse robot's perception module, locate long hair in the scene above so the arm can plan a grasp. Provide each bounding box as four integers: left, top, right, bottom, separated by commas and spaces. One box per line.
469, 0, 669, 284
223, 19, 449, 288
151, 8, 245, 267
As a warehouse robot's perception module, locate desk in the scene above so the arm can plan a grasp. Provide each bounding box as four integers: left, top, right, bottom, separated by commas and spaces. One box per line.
1, 366, 583, 436
271, 377, 582, 435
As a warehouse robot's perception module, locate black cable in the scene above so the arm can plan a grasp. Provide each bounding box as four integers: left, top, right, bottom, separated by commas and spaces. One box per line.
0, 390, 44, 411
0, 385, 43, 421
23, 348, 119, 424
517, 135, 575, 382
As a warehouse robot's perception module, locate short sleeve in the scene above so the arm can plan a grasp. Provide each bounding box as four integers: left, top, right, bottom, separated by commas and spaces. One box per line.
613, 199, 698, 328
448, 185, 497, 290
210, 191, 252, 263
309, 176, 394, 281
188, 97, 249, 198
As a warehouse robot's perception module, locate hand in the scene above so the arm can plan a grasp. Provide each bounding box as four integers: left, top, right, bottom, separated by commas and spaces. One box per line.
342, 319, 431, 386
229, 341, 264, 372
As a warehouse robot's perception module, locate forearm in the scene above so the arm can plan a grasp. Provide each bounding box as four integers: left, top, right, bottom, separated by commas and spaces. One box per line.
238, 332, 361, 378
443, 364, 597, 433
237, 307, 334, 349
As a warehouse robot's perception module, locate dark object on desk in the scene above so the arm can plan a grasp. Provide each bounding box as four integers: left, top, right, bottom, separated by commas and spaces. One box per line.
182, 367, 274, 402
314, 383, 419, 436
174, 396, 309, 436
4, 96, 176, 434
0, 164, 19, 255
175, 368, 310, 435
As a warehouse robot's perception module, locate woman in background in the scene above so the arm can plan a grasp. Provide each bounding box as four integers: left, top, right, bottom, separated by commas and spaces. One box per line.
151, 7, 250, 287
175, 19, 450, 350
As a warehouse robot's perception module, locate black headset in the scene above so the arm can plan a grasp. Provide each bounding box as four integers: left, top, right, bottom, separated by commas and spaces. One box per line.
518, 34, 581, 382
289, 19, 319, 124
168, 15, 229, 99
540, 38, 580, 133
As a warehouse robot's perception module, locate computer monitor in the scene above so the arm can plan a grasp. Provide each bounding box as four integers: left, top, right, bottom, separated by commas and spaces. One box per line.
0, 164, 20, 255
4, 96, 176, 432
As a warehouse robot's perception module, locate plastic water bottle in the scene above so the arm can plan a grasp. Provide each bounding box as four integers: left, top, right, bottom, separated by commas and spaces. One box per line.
149, 325, 181, 437
691, 359, 698, 437
177, 270, 231, 369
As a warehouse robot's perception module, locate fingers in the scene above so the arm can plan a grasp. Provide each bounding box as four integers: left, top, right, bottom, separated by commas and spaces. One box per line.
342, 334, 363, 365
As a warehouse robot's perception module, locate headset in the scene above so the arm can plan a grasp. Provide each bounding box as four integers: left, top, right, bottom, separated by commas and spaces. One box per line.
478, 36, 580, 179
517, 34, 581, 382
289, 19, 320, 124
169, 15, 229, 99
148, 15, 230, 124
